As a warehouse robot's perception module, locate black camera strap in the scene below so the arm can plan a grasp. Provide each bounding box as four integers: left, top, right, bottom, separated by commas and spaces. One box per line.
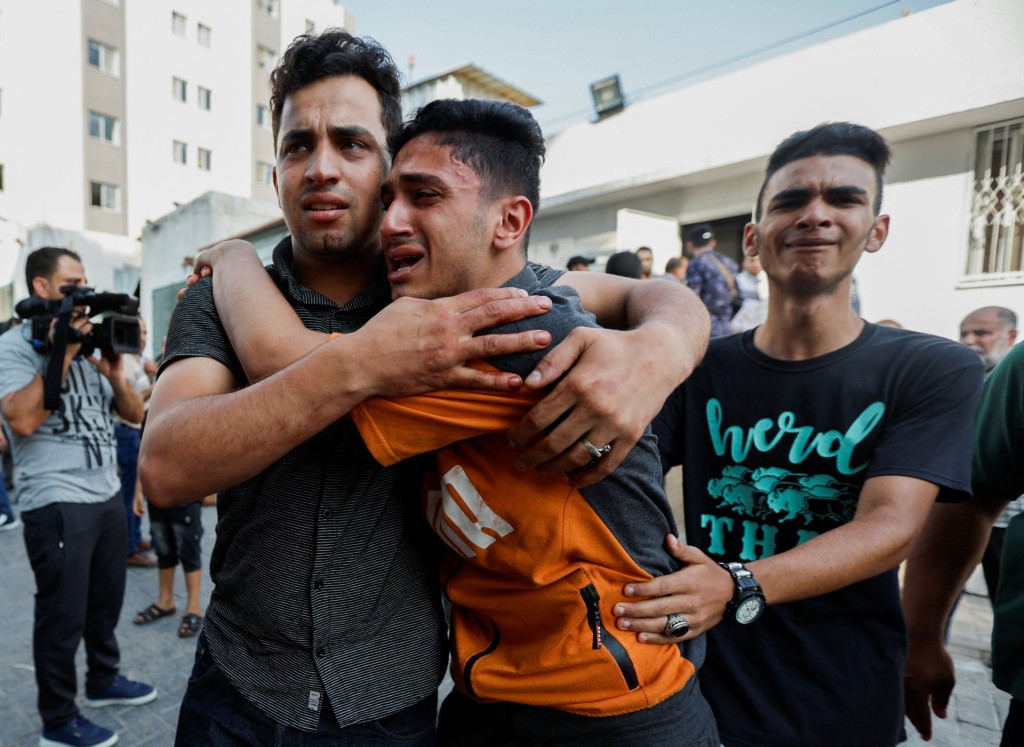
42, 296, 76, 411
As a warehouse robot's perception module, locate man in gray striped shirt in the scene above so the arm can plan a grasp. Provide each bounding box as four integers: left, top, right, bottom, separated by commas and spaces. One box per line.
141, 30, 709, 746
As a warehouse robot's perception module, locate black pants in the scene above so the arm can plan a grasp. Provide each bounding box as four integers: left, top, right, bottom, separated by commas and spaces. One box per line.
982, 525, 1006, 605
22, 495, 127, 730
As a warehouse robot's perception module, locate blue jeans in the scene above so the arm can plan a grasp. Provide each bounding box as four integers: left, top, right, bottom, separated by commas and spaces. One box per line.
176, 632, 437, 746
114, 424, 142, 554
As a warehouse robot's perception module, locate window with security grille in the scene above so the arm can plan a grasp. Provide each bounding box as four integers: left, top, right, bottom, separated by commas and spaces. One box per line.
965, 119, 1024, 278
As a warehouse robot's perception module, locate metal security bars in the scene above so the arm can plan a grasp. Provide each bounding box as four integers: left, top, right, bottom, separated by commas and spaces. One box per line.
966, 119, 1024, 279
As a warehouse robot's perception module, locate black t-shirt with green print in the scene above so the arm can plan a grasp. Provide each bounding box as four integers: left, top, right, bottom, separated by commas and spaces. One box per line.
654, 323, 983, 747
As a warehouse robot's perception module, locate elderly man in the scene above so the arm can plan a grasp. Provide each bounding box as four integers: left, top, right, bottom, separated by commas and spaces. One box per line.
958, 306, 1021, 605
960, 305, 1017, 373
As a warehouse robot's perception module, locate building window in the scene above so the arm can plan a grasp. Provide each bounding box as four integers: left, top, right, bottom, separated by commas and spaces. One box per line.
197, 23, 211, 48
88, 111, 119, 145
198, 147, 212, 171
90, 181, 120, 211
0, 164, 4, 192
172, 11, 186, 36
87, 39, 120, 76
257, 44, 276, 70
256, 104, 271, 129
256, 161, 274, 185
173, 77, 187, 102
198, 86, 212, 111
260, 0, 279, 18
173, 140, 188, 164
966, 119, 1024, 277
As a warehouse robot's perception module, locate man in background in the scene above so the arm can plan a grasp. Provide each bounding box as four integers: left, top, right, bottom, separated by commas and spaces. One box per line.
685, 224, 739, 338
961, 305, 1017, 373
0, 247, 155, 747
663, 256, 688, 282
565, 255, 595, 272
959, 305, 1021, 605
636, 246, 655, 279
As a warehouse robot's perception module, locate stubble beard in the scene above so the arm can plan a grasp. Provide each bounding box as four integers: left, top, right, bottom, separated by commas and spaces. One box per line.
291, 208, 383, 267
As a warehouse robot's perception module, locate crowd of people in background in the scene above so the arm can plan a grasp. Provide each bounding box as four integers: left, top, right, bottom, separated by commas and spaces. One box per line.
1, 26, 1021, 747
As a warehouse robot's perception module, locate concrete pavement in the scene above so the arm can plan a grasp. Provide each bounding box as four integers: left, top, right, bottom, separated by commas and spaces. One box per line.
0, 497, 1010, 746
0, 506, 215, 747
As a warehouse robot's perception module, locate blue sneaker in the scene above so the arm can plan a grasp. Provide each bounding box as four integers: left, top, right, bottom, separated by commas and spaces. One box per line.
40, 715, 118, 747
84, 674, 157, 708
0, 512, 20, 532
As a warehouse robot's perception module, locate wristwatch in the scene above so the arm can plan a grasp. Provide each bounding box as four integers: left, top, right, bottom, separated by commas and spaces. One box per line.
718, 562, 766, 625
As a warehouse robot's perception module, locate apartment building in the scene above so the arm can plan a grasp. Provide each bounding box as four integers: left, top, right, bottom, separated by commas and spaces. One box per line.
0, 0, 354, 313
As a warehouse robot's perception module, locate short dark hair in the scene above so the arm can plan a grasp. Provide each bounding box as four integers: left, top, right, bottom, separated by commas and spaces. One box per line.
25, 247, 81, 296
665, 257, 684, 273
389, 99, 546, 246
605, 251, 643, 279
269, 29, 402, 149
755, 122, 892, 220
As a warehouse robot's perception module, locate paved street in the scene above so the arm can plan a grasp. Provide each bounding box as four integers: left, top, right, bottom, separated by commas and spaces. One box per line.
0, 496, 1010, 746
0, 506, 215, 747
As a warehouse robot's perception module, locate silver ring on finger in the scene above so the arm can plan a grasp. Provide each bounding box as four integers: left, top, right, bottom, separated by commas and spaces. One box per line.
663, 612, 689, 638
581, 439, 612, 461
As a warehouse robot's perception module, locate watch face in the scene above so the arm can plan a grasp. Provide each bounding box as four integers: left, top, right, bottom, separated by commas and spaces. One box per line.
736, 596, 765, 624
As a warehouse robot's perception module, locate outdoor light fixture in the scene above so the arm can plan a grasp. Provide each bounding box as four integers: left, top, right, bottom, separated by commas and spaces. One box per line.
590, 74, 625, 120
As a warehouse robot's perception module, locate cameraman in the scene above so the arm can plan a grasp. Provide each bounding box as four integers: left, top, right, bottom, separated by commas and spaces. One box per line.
0, 247, 155, 747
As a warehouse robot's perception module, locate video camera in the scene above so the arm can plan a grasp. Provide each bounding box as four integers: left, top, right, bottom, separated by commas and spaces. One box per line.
16, 285, 142, 357
17, 285, 143, 411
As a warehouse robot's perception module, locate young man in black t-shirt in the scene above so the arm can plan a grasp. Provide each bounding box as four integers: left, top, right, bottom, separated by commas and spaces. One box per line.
613, 123, 984, 747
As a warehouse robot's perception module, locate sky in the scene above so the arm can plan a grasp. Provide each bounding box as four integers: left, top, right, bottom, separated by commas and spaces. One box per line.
340, 0, 955, 134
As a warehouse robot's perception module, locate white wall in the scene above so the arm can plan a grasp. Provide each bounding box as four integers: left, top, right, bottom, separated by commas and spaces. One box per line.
533, 0, 1024, 341
541, 0, 1024, 206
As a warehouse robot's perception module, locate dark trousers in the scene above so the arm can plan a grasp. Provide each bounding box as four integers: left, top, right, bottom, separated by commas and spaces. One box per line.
436, 675, 718, 746
176, 632, 437, 746
982, 525, 1007, 606
1002, 697, 1024, 747
22, 496, 127, 730
115, 424, 142, 554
